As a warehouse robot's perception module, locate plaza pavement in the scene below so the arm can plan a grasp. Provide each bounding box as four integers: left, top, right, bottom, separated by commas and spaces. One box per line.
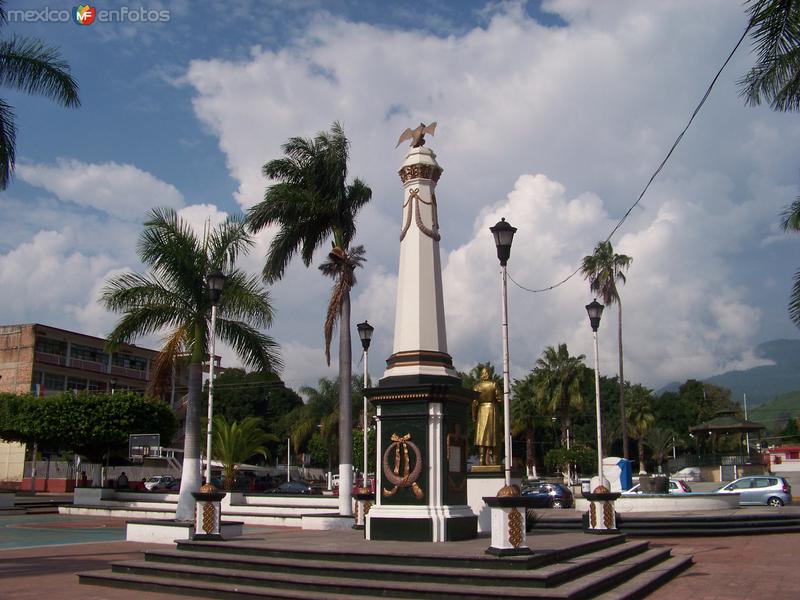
1, 512, 798, 599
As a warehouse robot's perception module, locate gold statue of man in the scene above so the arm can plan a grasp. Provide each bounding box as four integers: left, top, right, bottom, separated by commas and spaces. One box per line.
472, 367, 499, 466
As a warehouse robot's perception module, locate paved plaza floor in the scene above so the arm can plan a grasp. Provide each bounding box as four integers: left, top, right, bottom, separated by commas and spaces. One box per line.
1, 512, 798, 599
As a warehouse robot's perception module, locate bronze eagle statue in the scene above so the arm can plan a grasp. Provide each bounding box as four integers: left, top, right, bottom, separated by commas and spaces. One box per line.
396, 121, 437, 148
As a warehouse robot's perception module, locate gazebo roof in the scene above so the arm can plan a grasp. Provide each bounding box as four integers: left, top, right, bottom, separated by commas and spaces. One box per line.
689, 410, 765, 435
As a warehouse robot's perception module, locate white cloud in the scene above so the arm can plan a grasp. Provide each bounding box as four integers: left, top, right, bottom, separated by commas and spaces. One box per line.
17, 158, 184, 221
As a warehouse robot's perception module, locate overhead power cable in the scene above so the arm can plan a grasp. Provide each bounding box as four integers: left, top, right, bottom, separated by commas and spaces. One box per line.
508, 19, 753, 294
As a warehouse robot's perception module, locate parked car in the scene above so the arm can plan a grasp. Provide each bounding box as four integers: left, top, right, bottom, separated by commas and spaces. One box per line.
622, 479, 692, 495
521, 483, 574, 509
269, 481, 321, 495
144, 475, 177, 491
715, 476, 792, 507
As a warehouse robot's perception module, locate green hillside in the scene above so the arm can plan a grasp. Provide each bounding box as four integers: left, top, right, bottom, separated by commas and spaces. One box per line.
658, 339, 800, 407
750, 390, 800, 434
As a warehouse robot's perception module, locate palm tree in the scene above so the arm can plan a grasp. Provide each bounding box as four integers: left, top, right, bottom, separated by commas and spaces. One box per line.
626, 385, 656, 474
212, 415, 276, 491
779, 200, 800, 327
511, 373, 544, 479
739, 0, 800, 112
532, 344, 586, 448
581, 240, 633, 459
0, 1, 80, 188
247, 122, 372, 516
102, 207, 282, 521
643, 427, 675, 474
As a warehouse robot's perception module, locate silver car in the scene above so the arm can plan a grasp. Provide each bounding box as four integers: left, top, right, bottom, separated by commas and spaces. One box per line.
717, 476, 792, 507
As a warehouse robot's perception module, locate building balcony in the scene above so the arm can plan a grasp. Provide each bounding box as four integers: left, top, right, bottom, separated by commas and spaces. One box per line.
35, 351, 66, 366
110, 364, 147, 380
68, 357, 108, 373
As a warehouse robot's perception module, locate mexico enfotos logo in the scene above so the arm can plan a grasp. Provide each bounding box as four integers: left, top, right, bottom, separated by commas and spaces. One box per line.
7, 5, 171, 24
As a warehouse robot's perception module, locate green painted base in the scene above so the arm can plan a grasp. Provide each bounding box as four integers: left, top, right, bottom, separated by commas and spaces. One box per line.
369, 515, 477, 542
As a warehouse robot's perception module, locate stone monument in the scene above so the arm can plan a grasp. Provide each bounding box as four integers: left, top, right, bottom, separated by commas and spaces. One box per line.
364, 123, 478, 542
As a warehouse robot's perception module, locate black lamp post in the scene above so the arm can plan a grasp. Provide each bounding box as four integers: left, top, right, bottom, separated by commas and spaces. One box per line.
205, 270, 227, 485
356, 320, 374, 491
585, 298, 605, 487
489, 217, 517, 487
489, 217, 517, 266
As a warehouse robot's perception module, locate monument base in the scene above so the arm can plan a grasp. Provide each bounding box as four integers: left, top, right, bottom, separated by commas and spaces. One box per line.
467, 472, 522, 533
366, 505, 477, 542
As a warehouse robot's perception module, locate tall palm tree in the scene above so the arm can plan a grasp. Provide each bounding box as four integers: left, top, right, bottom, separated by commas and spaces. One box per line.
212, 415, 276, 491
102, 207, 282, 521
532, 344, 586, 448
247, 122, 372, 516
643, 427, 675, 474
581, 240, 633, 459
626, 386, 656, 474
511, 373, 544, 479
0, 1, 80, 188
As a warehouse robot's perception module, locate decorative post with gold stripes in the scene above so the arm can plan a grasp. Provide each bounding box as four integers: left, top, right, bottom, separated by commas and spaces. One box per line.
364, 124, 478, 542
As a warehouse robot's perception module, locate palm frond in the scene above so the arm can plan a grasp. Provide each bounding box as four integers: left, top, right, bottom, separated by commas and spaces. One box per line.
217, 270, 275, 328
146, 326, 187, 396
0, 98, 16, 189
0, 36, 80, 107
208, 214, 254, 271
215, 318, 283, 373
739, 0, 800, 110
781, 198, 800, 230
789, 267, 800, 327
105, 305, 189, 348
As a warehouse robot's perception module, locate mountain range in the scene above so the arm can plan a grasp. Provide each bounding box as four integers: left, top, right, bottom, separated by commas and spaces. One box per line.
656, 339, 800, 408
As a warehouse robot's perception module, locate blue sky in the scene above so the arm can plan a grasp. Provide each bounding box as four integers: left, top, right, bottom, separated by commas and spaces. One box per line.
2, 0, 799, 392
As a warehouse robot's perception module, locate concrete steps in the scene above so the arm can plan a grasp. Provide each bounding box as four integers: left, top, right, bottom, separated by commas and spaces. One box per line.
79, 533, 690, 599
535, 509, 800, 536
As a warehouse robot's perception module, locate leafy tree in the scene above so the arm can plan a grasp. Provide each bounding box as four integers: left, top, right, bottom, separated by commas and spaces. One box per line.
532, 344, 586, 447
511, 373, 545, 478
544, 446, 595, 478
0, 1, 80, 188
248, 122, 372, 516
102, 208, 282, 521
0, 392, 175, 462
212, 415, 275, 491
352, 427, 377, 476
626, 385, 656, 473
581, 240, 633, 459
780, 417, 800, 443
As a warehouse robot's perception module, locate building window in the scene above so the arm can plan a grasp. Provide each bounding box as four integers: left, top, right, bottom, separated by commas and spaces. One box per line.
112, 352, 147, 371
43, 372, 65, 391
35, 338, 66, 356
67, 376, 87, 391
88, 380, 105, 392
71, 343, 108, 365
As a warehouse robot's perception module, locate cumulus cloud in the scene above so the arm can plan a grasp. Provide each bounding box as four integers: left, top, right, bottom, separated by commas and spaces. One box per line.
17, 158, 184, 221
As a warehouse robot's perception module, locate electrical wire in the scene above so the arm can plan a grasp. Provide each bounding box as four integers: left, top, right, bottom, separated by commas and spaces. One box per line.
508, 20, 754, 294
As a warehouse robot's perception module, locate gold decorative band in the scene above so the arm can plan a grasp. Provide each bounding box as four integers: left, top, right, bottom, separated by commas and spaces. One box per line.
398, 163, 442, 183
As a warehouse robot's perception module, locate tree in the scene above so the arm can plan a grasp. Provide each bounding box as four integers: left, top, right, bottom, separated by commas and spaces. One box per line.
532, 344, 586, 447
0, 391, 175, 462
211, 415, 276, 491
581, 240, 633, 460
780, 417, 800, 443
0, 1, 80, 188
247, 122, 372, 516
737, 2, 800, 326
626, 385, 656, 473
102, 207, 282, 521
739, 0, 800, 112
511, 373, 543, 478
643, 427, 675, 473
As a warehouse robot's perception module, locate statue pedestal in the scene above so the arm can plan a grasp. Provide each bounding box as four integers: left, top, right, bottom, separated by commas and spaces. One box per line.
365, 379, 478, 542
483, 496, 537, 556
467, 470, 521, 534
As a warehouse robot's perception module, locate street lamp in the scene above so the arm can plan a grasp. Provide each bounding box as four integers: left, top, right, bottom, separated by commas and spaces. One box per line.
489, 217, 517, 487
585, 298, 606, 489
205, 269, 226, 485
357, 320, 374, 491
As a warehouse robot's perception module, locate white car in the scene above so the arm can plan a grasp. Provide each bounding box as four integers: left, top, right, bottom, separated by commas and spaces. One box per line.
144, 475, 176, 491
622, 479, 692, 495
